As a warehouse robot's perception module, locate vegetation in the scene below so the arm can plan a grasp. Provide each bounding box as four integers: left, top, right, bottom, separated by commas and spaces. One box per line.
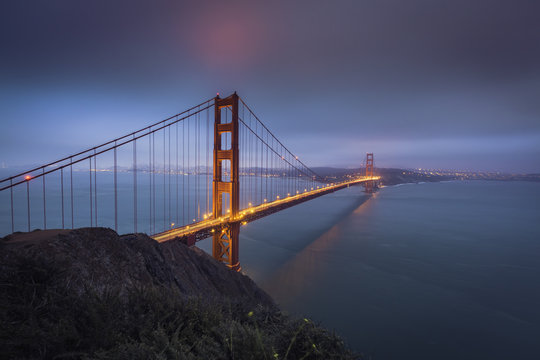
0, 254, 360, 359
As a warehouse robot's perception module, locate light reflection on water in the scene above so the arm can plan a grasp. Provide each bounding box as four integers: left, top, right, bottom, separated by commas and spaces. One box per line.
262, 196, 374, 306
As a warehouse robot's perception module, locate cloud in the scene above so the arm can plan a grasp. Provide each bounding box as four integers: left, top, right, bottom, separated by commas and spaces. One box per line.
0, 0, 539, 172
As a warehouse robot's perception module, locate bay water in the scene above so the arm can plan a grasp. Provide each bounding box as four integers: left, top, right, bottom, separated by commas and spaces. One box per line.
2, 171, 540, 359
199, 180, 540, 359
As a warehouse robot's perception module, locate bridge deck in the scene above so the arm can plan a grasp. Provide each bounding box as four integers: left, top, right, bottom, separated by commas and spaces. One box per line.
152, 176, 379, 243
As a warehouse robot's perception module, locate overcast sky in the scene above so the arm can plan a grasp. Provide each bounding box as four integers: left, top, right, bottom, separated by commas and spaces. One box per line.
1, 0, 539, 172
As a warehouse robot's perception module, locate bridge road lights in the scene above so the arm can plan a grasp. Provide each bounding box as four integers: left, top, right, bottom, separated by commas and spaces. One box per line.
212, 93, 241, 271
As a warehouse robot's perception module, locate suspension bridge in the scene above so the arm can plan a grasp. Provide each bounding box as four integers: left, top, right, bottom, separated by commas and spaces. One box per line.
0, 93, 379, 271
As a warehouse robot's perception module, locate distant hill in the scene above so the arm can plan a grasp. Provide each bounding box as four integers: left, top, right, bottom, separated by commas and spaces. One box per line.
311, 167, 362, 178
313, 167, 540, 185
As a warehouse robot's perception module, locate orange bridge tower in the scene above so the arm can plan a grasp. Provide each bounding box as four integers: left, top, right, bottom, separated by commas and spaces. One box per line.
365, 152, 375, 193
212, 93, 241, 271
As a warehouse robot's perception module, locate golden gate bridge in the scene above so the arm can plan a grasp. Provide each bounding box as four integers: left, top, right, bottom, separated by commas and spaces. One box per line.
0, 93, 379, 270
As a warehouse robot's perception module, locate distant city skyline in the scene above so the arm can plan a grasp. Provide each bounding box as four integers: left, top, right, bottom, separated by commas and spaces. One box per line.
1, 1, 539, 173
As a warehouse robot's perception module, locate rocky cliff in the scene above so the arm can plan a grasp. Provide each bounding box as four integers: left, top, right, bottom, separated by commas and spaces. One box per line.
0, 228, 358, 359
0, 227, 273, 307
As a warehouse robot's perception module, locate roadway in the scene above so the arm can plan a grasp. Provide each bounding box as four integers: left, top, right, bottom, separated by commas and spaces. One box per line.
152, 176, 380, 243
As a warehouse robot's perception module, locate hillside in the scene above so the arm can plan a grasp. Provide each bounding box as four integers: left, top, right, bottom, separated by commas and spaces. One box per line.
0, 228, 359, 359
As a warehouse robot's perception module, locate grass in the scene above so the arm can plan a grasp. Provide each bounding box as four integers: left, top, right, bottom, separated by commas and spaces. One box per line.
0, 253, 361, 359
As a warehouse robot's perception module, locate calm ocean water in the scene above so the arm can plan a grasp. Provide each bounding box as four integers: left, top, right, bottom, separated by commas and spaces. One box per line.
3, 172, 540, 359
199, 180, 540, 359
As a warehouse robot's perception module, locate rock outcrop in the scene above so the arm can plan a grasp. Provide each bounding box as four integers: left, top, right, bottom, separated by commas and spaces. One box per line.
0, 228, 360, 360
0, 227, 273, 307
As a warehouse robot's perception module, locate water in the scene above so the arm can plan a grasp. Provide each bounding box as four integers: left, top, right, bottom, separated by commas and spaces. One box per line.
199, 180, 540, 359
3, 171, 540, 358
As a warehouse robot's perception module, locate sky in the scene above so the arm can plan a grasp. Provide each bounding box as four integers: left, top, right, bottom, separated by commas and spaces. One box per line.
1, 0, 539, 173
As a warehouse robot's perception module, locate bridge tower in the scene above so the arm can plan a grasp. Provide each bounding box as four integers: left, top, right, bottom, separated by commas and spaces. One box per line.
212, 93, 241, 271
365, 153, 374, 193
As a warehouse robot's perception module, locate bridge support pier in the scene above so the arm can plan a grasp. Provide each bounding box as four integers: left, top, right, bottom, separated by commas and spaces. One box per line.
212, 93, 241, 271
213, 222, 240, 270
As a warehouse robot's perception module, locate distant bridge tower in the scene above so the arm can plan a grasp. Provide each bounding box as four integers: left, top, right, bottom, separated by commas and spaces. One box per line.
212, 93, 241, 271
365, 153, 374, 193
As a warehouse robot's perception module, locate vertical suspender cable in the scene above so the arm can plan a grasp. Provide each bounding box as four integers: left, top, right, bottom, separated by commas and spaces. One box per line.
163, 129, 166, 232
285, 156, 287, 196
196, 109, 199, 221
187, 116, 190, 223
245, 120, 248, 207
275, 140, 278, 199
240, 121, 244, 208
94, 150, 97, 226
250, 110, 253, 206
289, 154, 292, 196
206, 106, 210, 216
245, 118, 248, 207
198, 109, 201, 220
265, 132, 268, 202
176, 122, 179, 226
256, 121, 259, 204
273, 139, 276, 199
254, 120, 257, 204
70, 157, 74, 228
197, 114, 199, 216
243, 121, 246, 208
297, 161, 299, 193
133, 136, 137, 233
260, 127, 263, 204
61, 168, 64, 229
168, 124, 171, 228
152, 132, 156, 234
114, 142, 118, 232
197, 107, 202, 220
27, 179, 30, 232
89, 158, 93, 227
10, 179, 14, 233
247, 108, 250, 206
182, 120, 185, 225
269, 136, 272, 200
42, 168, 46, 229
148, 131, 152, 234
274, 144, 276, 199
